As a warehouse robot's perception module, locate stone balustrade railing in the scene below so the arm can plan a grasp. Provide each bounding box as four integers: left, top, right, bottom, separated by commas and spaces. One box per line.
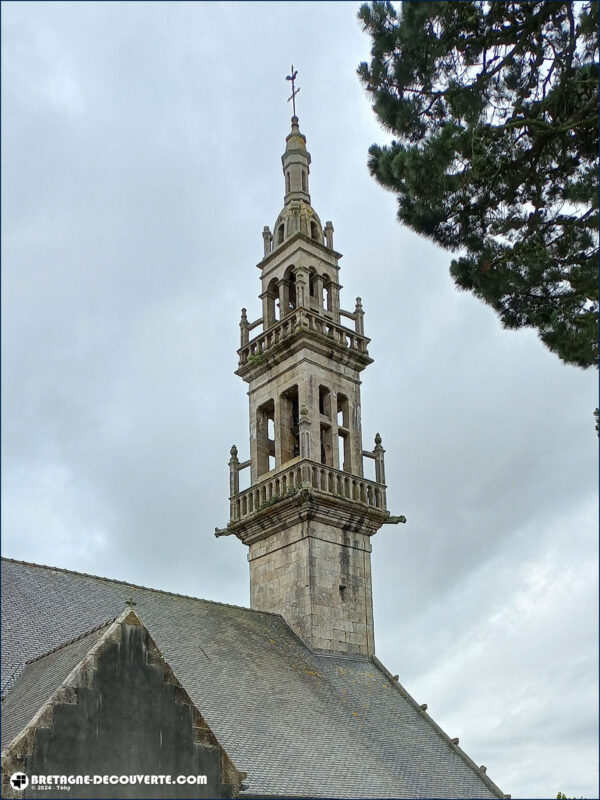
238, 307, 369, 367
229, 458, 386, 523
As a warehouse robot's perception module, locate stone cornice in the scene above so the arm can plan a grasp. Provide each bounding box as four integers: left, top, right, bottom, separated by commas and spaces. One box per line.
227, 488, 389, 546
256, 231, 342, 272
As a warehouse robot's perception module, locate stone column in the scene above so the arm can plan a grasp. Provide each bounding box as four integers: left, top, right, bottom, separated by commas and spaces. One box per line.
261, 285, 278, 328
274, 395, 283, 466
314, 274, 324, 310
330, 282, 341, 323
331, 396, 340, 472
249, 397, 259, 485
259, 292, 268, 328
294, 266, 309, 309
299, 403, 311, 459
278, 279, 290, 317
349, 394, 364, 477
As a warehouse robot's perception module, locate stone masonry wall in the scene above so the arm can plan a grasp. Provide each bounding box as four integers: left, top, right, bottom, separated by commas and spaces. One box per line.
249, 521, 375, 655
1, 617, 242, 800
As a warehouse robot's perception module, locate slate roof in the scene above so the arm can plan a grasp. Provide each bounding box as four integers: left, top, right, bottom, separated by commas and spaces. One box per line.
2, 558, 506, 799
1, 622, 112, 750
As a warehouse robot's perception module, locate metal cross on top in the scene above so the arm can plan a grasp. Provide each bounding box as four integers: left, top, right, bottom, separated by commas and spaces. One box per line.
286, 65, 300, 117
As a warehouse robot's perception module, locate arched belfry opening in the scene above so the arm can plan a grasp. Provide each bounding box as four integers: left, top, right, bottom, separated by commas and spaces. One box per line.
265, 278, 280, 326
323, 276, 332, 312
308, 269, 315, 301
287, 269, 297, 312
280, 385, 300, 463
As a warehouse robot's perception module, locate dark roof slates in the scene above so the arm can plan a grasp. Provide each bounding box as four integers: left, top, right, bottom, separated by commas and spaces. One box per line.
1, 558, 504, 799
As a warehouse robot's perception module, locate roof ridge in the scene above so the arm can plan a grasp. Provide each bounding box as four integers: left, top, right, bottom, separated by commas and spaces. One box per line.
1, 557, 277, 618
370, 655, 508, 799
25, 618, 118, 665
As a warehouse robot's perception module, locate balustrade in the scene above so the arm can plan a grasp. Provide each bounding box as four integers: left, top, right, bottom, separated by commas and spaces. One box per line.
229, 458, 386, 522
238, 308, 369, 366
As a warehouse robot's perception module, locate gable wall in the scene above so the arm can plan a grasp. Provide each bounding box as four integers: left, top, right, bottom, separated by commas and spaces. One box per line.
2, 621, 241, 799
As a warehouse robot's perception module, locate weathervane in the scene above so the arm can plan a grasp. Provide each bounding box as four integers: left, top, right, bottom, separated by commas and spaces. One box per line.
286, 65, 300, 117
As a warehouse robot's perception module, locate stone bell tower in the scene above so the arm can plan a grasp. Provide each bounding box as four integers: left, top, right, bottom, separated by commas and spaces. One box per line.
218, 112, 399, 657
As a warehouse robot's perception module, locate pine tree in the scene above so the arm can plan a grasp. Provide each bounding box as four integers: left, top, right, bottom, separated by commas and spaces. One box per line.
358, 1, 598, 368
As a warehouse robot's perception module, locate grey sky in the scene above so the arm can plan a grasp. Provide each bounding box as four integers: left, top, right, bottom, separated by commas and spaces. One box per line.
1, 2, 598, 797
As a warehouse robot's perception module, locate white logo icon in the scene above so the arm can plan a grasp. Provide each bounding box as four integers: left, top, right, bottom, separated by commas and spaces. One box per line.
10, 772, 29, 790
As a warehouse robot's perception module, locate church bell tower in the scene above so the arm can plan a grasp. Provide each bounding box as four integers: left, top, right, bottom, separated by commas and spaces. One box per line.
218, 104, 399, 657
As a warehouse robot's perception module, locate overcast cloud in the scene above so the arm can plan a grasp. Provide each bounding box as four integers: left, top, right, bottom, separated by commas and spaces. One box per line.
1, 3, 598, 798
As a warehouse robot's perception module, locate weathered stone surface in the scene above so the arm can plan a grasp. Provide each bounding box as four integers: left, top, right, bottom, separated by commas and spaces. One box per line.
247, 506, 376, 655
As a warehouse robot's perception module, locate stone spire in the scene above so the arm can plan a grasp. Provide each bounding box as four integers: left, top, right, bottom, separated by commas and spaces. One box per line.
282, 116, 311, 205
271, 118, 324, 250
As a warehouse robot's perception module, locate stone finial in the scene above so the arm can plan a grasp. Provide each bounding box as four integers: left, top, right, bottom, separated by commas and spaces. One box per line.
451, 738, 459, 746
229, 445, 240, 497
374, 433, 385, 485
354, 297, 365, 335
324, 220, 334, 249
479, 766, 487, 774
262, 226, 272, 257
240, 309, 249, 346
420, 703, 428, 711
286, 115, 305, 147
